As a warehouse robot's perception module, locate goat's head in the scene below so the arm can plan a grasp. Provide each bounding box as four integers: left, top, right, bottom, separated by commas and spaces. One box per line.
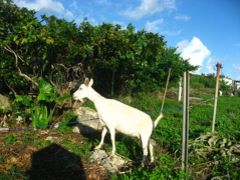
73, 78, 93, 102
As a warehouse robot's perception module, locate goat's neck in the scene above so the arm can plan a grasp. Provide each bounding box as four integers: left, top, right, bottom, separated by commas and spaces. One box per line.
87, 87, 105, 104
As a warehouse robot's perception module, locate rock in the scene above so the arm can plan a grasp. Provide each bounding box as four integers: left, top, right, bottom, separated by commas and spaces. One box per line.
0, 94, 11, 111
89, 149, 132, 173
53, 122, 61, 129
72, 126, 80, 133
74, 107, 102, 134
16, 116, 23, 124
0, 115, 9, 128
90, 149, 108, 162
45, 136, 59, 143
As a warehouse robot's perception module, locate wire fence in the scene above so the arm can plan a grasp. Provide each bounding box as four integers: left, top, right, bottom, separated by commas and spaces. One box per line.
0, 106, 184, 133
0, 118, 98, 133
0, 96, 213, 134
0, 63, 226, 135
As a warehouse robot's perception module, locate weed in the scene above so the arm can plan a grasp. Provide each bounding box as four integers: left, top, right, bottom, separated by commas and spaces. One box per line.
62, 139, 92, 158
57, 111, 78, 133
4, 134, 18, 144
0, 165, 27, 180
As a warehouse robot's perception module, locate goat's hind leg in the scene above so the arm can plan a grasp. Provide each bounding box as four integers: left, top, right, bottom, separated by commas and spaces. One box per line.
140, 135, 150, 167
149, 141, 155, 163
95, 126, 108, 150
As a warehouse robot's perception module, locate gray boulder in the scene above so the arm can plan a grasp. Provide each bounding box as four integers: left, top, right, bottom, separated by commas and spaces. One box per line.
73, 106, 102, 134
89, 149, 132, 173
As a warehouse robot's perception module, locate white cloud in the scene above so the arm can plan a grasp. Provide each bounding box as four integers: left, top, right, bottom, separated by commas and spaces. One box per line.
144, 18, 164, 32
74, 15, 98, 26
177, 37, 211, 71
174, 14, 191, 21
205, 57, 216, 74
65, 10, 74, 19
144, 18, 181, 36
14, 0, 73, 20
123, 0, 176, 19
14, 0, 64, 13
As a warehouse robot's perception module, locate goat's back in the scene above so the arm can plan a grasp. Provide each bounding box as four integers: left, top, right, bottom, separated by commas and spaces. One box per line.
95, 99, 153, 137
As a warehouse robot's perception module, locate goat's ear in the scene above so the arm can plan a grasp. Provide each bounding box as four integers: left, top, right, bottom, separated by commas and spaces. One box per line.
84, 78, 90, 86
89, 79, 94, 87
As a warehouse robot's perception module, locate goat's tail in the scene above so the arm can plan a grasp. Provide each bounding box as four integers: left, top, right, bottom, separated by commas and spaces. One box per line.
154, 113, 164, 128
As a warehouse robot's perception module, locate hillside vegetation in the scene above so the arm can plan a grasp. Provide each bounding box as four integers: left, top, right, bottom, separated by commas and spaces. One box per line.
1, 0, 240, 179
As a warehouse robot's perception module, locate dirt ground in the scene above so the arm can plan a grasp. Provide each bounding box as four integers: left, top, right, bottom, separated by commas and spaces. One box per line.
0, 130, 109, 180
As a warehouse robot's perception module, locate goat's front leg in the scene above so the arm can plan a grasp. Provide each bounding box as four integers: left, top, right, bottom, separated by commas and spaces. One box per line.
95, 126, 108, 150
109, 128, 116, 157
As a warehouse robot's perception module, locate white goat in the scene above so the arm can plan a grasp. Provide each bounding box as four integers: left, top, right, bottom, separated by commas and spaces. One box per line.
73, 78, 163, 164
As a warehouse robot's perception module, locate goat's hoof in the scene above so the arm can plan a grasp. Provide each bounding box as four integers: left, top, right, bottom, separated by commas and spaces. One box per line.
94, 145, 103, 150
149, 160, 157, 168
109, 153, 116, 159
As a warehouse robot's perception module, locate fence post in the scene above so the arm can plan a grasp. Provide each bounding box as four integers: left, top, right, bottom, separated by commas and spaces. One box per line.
182, 71, 190, 175
178, 77, 182, 102
160, 68, 172, 113
212, 63, 221, 134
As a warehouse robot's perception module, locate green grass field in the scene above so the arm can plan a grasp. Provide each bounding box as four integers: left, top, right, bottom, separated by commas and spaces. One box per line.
0, 93, 240, 179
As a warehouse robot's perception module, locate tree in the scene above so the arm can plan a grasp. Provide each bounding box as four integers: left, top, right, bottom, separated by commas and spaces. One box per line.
0, 0, 196, 96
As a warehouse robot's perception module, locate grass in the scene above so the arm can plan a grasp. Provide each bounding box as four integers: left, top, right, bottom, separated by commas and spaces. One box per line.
115, 92, 240, 179
0, 91, 240, 179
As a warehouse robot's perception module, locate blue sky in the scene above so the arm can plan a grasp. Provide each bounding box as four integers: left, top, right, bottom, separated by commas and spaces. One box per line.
13, 0, 240, 80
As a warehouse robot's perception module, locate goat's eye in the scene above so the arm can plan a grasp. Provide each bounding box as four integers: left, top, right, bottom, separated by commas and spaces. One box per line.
79, 87, 83, 90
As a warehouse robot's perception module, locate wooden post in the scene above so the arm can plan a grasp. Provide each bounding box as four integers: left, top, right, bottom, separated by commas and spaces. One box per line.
182, 71, 190, 174
160, 68, 172, 113
212, 63, 222, 133
178, 77, 182, 102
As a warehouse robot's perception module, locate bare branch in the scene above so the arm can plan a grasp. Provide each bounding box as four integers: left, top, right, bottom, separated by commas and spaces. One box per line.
49, 79, 61, 94
3, 45, 38, 87
4, 80, 18, 97
55, 63, 70, 70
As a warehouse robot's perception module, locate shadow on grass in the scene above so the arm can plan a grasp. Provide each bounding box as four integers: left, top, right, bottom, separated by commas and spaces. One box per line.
26, 143, 86, 180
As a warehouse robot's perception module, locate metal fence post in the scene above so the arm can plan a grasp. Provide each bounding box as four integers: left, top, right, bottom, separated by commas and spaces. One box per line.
182, 71, 190, 175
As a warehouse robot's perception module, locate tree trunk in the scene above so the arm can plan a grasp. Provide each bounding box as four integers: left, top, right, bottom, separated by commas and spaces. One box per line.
111, 70, 115, 96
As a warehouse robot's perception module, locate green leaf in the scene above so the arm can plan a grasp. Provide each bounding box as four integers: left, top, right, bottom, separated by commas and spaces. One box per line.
37, 78, 56, 102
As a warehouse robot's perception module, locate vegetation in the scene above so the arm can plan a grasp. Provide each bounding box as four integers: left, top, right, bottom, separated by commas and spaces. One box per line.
1, 93, 239, 179
0, 0, 239, 179
0, 0, 194, 97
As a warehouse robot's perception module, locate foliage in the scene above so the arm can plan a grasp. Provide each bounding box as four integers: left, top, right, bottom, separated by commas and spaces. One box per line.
112, 154, 186, 179
31, 105, 53, 129
4, 134, 18, 144
117, 92, 240, 178
2, 0, 239, 179
57, 111, 78, 133
190, 74, 232, 96
191, 74, 216, 89
189, 133, 240, 179
13, 78, 70, 129
0, 165, 27, 180
1, 93, 240, 179
0, 0, 195, 96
